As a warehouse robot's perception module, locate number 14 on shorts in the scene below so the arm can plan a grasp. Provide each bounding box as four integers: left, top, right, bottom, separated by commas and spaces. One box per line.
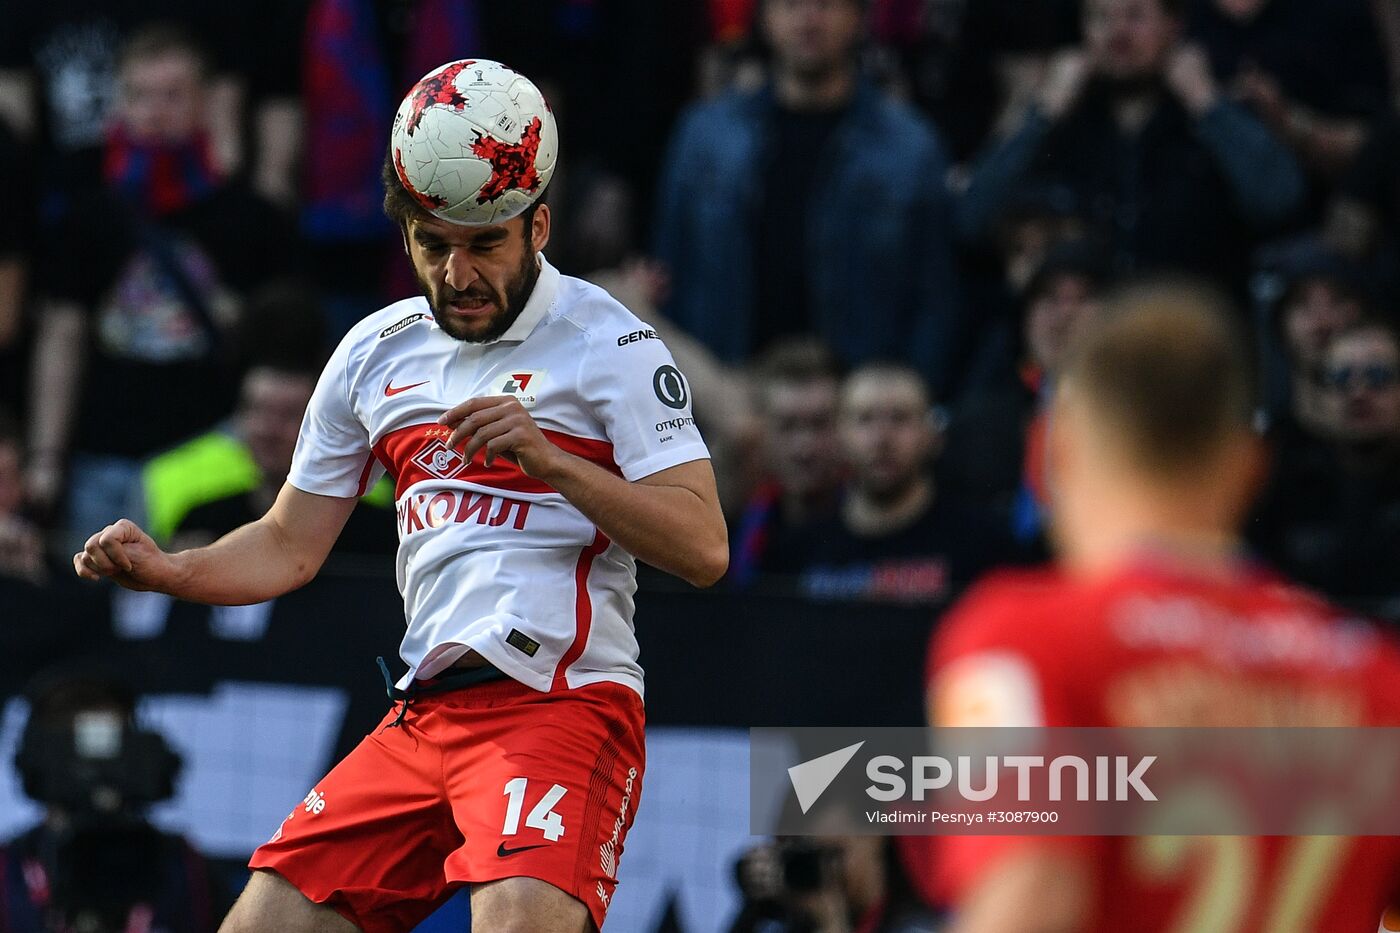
502, 777, 567, 842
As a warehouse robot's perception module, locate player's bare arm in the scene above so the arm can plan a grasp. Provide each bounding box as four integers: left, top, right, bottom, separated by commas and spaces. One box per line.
73, 483, 358, 604
441, 394, 729, 587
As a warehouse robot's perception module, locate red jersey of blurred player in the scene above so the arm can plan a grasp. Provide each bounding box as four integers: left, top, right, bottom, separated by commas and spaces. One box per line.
923, 284, 1400, 933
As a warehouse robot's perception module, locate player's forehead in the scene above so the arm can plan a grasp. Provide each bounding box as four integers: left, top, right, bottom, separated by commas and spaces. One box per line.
409, 214, 517, 245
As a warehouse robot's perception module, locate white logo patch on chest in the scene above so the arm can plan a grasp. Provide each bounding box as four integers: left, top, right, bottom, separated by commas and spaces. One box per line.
497, 369, 546, 409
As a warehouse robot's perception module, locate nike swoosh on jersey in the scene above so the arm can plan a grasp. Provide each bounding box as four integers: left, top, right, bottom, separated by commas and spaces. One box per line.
385, 380, 430, 397
497, 841, 548, 857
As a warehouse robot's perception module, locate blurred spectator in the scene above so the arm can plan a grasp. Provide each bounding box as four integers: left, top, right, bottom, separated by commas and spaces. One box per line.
241, 0, 308, 211
942, 239, 1110, 547
730, 339, 845, 586
0, 6, 248, 204
1251, 319, 1400, 605
1, 666, 224, 932
300, 0, 481, 334
0, 119, 30, 413
133, 282, 324, 545
163, 362, 396, 559
768, 363, 1017, 604
25, 26, 294, 541
0, 408, 45, 584
957, 0, 1304, 294
955, 181, 1087, 397
1256, 237, 1368, 434
871, 0, 1081, 162
1327, 108, 1400, 293
1189, 0, 1388, 178
582, 256, 762, 514
729, 836, 939, 933
654, 0, 961, 394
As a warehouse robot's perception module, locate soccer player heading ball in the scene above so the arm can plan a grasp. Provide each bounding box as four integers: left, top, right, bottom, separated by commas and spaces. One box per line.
74, 60, 728, 932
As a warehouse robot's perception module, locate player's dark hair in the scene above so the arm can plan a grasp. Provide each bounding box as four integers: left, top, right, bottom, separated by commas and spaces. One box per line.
381, 148, 542, 238
118, 22, 212, 78
1062, 278, 1254, 475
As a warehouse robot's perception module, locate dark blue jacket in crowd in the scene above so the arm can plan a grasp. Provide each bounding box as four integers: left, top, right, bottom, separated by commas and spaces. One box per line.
956, 81, 1305, 292
654, 80, 960, 393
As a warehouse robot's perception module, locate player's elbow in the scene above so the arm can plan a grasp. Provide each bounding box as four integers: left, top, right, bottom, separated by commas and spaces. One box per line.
684, 540, 729, 589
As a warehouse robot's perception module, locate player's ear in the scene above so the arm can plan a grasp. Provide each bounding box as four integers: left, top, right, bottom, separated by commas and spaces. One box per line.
531, 203, 551, 254
1229, 428, 1269, 515
399, 225, 411, 256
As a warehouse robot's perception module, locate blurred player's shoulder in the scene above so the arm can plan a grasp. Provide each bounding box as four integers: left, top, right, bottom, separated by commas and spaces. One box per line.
934, 565, 1083, 657
928, 566, 1084, 726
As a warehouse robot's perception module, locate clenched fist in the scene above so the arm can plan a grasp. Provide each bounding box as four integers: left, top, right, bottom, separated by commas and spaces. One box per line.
74, 518, 182, 592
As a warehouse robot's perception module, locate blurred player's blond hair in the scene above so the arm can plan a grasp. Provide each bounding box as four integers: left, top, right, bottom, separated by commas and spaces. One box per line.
1058, 279, 1255, 478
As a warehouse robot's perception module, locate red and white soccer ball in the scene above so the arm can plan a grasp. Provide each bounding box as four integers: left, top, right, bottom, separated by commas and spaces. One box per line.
390, 59, 558, 226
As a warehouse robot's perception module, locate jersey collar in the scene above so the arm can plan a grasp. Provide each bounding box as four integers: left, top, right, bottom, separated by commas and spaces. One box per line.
492, 253, 559, 344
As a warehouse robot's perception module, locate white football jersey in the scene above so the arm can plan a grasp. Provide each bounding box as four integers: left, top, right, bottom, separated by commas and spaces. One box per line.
288, 256, 710, 697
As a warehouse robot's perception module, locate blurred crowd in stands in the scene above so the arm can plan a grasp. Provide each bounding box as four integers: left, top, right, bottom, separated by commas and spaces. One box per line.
2, 0, 1400, 627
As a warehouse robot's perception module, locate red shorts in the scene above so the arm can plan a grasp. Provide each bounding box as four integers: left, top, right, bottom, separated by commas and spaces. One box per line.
249, 678, 645, 932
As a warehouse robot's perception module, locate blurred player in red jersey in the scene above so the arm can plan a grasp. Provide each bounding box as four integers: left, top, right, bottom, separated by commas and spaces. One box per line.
924, 283, 1400, 933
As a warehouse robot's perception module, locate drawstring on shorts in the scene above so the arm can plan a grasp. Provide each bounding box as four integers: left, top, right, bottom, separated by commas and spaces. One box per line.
376, 655, 510, 728
377, 656, 415, 727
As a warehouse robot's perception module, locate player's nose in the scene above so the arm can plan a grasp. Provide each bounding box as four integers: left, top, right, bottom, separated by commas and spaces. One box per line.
444, 249, 481, 291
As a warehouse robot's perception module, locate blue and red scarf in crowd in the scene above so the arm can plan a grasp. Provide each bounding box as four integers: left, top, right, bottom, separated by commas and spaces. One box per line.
301, 0, 482, 241
103, 125, 221, 217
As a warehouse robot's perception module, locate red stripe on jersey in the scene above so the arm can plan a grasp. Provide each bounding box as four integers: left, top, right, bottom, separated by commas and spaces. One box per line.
554, 529, 611, 691
372, 423, 620, 498
354, 455, 377, 497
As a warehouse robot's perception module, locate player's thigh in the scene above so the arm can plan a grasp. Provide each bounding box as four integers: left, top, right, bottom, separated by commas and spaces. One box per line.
221, 869, 361, 933
470, 876, 593, 933
441, 681, 646, 930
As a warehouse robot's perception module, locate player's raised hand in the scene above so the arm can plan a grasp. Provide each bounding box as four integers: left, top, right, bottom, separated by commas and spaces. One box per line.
73, 518, 180, 592
440, 396, 565, 478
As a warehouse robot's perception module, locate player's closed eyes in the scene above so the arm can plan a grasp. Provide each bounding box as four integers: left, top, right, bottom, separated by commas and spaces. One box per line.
1325, 363, 1400, 391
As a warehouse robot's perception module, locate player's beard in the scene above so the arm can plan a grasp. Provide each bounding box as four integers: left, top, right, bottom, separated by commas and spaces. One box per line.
421, 246, 541, 344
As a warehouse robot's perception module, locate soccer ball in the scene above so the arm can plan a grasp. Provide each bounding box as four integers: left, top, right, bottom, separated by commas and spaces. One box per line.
389, 59, 558, 226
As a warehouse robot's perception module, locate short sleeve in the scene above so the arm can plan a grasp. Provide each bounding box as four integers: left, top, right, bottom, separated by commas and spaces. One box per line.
579, 329, 711, 481
927, 572, 1075, 728
287, 334, 382, 498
